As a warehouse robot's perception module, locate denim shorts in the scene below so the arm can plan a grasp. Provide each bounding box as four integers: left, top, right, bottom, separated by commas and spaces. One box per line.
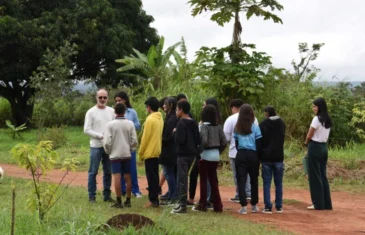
111, 160, 131, 174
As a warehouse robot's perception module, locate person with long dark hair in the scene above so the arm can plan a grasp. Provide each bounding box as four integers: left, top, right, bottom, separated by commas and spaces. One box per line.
159, 97, 179, 203
114, 91, 142, 198
204, 97, 223, 125
234, 104, 262, 214
192, 105, 227, 212
304, 97, 332, 210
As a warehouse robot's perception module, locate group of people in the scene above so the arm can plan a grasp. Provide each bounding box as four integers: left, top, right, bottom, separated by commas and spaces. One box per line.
84, 88, 333, 214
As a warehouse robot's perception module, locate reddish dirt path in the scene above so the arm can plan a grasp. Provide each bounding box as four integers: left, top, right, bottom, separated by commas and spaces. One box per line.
2, 163, 365, 235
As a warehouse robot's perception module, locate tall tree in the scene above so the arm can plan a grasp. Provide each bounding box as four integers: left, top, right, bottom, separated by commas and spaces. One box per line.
189, 0, 283, 61
0, 0, 158, 126
0, 0, 76, 127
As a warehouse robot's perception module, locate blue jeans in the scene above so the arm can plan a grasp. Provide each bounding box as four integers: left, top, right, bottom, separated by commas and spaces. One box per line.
230, 158, 251, 197
262, 162, 284, 209
88, 147, 112, 199
162, 165, 177, 200
121, 151, 141, 195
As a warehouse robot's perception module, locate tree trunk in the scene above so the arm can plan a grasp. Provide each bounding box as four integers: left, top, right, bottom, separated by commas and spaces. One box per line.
230, 10, 243, 64
1, 82, 35, 127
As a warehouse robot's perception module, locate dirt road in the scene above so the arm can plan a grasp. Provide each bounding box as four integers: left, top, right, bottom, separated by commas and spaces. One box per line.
1, 163, 365, 235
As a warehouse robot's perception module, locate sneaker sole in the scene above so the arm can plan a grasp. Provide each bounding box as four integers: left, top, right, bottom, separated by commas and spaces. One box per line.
276, 211, 283, 213
262, 211, 273, 214
229, 199, 240, 203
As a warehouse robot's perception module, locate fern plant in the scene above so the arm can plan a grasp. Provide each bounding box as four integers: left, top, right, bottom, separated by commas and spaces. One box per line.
6, 120, 27, 140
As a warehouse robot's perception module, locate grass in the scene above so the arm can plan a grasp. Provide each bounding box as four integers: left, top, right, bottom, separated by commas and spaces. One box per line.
0, 178, 291, 235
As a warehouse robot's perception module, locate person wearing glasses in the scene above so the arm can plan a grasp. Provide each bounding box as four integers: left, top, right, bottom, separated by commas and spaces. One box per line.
84, 89, 115, 203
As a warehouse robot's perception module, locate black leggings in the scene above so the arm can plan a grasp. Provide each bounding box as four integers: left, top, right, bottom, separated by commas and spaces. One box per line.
235, 150, 259, 207
189, 156, 199, 200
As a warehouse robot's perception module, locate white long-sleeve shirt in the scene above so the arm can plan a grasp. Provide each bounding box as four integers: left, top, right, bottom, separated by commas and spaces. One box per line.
223, 113, 258, 158
84, 106, 115, 148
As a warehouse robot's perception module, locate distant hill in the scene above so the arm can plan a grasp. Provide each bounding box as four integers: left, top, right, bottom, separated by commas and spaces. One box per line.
314, 81, 364, 87
73, 81, 96, 93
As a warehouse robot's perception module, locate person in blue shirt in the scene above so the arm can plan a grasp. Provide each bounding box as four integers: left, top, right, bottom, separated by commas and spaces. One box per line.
234, 104, 262, 215
114, 91, 142, 198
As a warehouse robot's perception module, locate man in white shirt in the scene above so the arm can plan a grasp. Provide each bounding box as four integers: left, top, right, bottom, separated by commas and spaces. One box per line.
84, 89, 115, 203
224, 99, 258, 203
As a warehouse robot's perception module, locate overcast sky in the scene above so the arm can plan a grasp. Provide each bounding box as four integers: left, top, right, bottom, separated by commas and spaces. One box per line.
142, 0, 365, 81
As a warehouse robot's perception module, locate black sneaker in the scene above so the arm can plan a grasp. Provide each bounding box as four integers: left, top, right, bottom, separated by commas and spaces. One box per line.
262, 208, 272, 214
111, 202, 123, 208
171, 206, 187, 214
160, 194, 169, 201
229, 195, 240, 203
206, 202, 213, 210
89, 197, 96, 203
124, 199, 131, 208
276, 208, 283, 213
104, 197, 116, 202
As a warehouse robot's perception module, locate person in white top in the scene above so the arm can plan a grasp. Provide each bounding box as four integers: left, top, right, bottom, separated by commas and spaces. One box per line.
304, 97, 332, 210
84, 89, 115, 203
223, 99, 258, 203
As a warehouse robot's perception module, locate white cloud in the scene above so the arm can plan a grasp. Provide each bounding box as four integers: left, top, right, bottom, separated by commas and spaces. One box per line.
142, 0, 365, 81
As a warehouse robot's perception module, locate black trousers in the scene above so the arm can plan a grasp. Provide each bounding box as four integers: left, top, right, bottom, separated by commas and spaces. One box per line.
308, 141, 332, 210
235, 150, 259, 207
177, 156, 194, 207
189, 156, 199, 200
145, 158, 159, 205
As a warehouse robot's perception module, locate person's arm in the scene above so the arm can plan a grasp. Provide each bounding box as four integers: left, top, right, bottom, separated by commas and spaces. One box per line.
162, 117, 177, 143
219, 126, 227, 153
234, 132, 239, 151
84, 110, 103, 139
131, 109, 141, 131
130, 124, 138, 152
305, 127, 315, 146
138, 118, 152, 160
175, 122, 186, 145
255, 125, 263, 158
103, 124, 112, 155
304, 117, 318, 146
223, 118, 232, 142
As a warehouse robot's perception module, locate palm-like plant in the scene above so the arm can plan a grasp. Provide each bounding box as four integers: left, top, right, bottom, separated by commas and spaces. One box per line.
116, 37, 180, 90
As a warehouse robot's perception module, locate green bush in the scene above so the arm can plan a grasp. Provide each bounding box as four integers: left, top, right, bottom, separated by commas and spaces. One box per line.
0, 98, 11, 128
38, 126, 68, 149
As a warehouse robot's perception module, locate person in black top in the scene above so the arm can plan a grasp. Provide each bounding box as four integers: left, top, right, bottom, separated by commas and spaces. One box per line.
176, 93, 198, 205
259, 106, 286, 214
171, 100, 200, 214
159, 97, 179, 203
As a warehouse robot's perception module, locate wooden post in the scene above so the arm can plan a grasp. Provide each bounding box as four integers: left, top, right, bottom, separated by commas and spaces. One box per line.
11, 188, 15, 235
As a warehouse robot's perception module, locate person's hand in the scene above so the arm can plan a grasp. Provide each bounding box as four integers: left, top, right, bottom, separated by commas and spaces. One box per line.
173, 128, 176, 133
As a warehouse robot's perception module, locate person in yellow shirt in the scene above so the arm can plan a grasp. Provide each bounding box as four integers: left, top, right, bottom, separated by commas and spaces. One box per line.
139, 97, 164, 207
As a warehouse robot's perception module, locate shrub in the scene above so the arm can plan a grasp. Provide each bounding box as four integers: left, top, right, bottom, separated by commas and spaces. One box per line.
10, 141, 78, 221
38, 126, 68, 149
0, 98, 11, 128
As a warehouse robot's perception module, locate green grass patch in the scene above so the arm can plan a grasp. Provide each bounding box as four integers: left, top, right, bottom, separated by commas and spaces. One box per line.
0, 178, 291, 235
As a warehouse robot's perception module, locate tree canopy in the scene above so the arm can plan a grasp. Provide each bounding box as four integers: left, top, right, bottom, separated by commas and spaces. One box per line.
0, 0, 158, 126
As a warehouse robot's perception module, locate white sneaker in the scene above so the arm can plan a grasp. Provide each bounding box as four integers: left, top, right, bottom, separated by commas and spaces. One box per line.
134, 193, 142, 198
252, 205, 259, 213
238, 206, 247, 214
307, 205, 315, 210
